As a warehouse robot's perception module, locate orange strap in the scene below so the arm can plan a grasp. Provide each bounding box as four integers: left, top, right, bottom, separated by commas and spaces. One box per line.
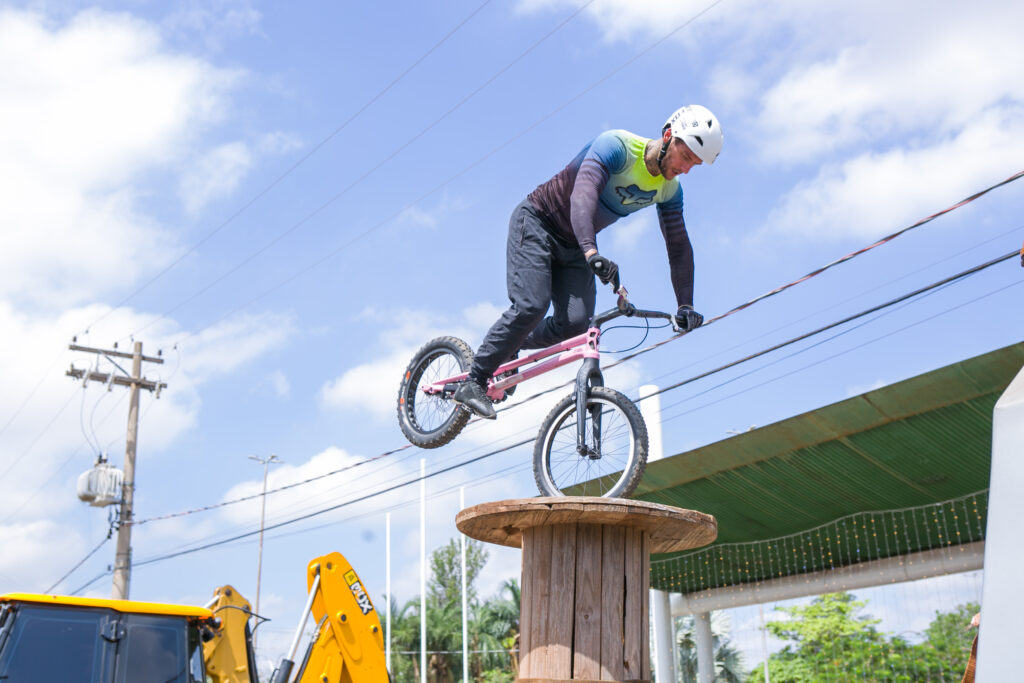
961, 635, 978, 683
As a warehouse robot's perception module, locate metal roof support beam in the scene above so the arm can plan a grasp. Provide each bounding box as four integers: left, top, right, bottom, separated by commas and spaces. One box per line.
670, 541, 983, 616
977, 362, 1024, 680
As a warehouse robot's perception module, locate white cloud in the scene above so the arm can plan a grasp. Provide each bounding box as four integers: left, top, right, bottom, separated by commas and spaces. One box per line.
203, 447, 456, 552
180, 132, 302, 215
181, 141, 253, 214
0, 520, 87, 589
760, 106, 1024, 241
163, 0, 263, 51
607, 211, 656, 253
753, 8, 1024, 164
845, 378, 887, 399
0, 303, 294, 539
320, 300, 644, 453
0, 8, 241, 308
182, 311, 296, 380
268, 370, 290, 398
318, 303, 503, 420
519, 1, 1024, 244
395, 191, 470, 231
515, 0, 745, 45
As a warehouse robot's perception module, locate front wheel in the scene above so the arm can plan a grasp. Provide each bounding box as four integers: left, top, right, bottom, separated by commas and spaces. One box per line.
533, 386, 648, 498
397, 336, 474, 449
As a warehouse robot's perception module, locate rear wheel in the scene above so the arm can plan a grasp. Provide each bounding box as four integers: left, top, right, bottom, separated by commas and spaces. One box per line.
397, 336, 474, 449
533, 386, 648, 498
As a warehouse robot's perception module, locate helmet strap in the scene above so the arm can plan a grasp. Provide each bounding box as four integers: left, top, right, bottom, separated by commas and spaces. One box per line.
657, 129, 671, 175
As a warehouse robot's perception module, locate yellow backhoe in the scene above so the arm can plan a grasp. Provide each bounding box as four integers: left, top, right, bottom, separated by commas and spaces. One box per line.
0, 551, 389, 683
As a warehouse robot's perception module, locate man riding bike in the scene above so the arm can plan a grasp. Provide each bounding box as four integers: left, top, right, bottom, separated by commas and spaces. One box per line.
454, 105, 724, 419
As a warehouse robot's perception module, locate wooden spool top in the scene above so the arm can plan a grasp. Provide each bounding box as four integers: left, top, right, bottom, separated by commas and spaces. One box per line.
456, 497, 717, 555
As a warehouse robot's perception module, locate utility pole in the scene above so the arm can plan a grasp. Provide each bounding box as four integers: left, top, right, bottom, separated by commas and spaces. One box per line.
67, 341, 166, 600
248, 453, 281, 651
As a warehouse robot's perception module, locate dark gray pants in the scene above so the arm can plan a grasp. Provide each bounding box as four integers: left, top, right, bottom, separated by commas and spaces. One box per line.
468, 199, 596, 385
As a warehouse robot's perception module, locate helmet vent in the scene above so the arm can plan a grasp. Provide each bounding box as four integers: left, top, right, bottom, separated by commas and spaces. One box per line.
705, 119, 713, 128
693, 135, 704, 147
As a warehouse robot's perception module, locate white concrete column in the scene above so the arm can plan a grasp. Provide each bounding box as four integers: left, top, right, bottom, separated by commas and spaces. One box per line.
694, 611, 714, 683
641, 385, 676, 682
639, 385, 665, 463
651, 589, 676, 682
977, 362, 1024, 681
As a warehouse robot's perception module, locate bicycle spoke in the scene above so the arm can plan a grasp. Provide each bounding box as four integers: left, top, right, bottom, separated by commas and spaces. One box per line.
542, 400, 636, 496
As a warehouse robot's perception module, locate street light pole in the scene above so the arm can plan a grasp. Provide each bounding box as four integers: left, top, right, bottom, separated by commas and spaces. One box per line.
249, 454, 281, 650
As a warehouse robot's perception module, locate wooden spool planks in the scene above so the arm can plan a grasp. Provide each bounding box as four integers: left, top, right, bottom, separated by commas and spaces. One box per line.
457, 498, 715, 682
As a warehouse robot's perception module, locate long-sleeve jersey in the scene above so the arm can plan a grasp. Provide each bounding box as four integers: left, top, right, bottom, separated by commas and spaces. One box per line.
527, 129, 696, 307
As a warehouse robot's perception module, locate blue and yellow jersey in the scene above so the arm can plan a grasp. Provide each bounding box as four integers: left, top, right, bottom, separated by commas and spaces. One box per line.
527, 129, 694, 306
587, 129, 682, 218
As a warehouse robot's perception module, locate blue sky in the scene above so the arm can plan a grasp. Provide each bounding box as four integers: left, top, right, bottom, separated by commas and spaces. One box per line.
1, 0, 1022, 671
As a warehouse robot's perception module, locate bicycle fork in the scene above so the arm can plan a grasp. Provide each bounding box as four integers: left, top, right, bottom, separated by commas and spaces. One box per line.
575, 356, 604, 459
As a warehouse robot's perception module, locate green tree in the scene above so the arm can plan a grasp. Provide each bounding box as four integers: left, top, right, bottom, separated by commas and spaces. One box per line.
750, 592, 976, 682
426, 538, 489, 682
387, 596, 422, 682
474, 578, 520, 681
754, 593, 904, 682
916, 601, 978, 678
386, 537, 508, 682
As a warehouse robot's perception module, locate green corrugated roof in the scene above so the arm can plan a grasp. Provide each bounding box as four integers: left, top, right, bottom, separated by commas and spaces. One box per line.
635, 341, 1023, 590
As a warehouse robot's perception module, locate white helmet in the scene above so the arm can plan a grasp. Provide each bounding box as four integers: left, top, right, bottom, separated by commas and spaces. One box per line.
665, 105, 723, 165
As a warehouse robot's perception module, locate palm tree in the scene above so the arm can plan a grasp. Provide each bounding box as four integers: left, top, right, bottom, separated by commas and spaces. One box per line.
387, 596, 422, 681
474, 579, 520, 679
674, 612, 745, 682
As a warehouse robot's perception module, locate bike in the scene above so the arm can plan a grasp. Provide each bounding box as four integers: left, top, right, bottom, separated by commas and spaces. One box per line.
396, 284, 678, 499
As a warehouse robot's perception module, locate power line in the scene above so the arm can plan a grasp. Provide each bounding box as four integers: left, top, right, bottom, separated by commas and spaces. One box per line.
0, 387, 79, 480
617, 222, 1024, 398
481, 174, 1024, 418
131, 443, 416, 526
103, 176, 1022, 531
126, 193, 1020, 527
133, 434, 536, 568
122, 0, 598, 343
1, 388, 129, 525
127, 249, 1016, 565
46, 530, 114, 594
154, 0, 727, 350
658, 278, 1023, 428
0, 348, 66, 441
80, 0, 499, 337
639, 249, 1020, 403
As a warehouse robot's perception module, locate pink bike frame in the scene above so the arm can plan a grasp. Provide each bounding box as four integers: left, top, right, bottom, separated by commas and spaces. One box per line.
421, 327, 602, 401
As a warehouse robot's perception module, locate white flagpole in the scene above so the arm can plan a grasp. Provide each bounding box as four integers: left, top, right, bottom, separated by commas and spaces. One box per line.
386, 511, 392, 673
461, 487, 469, 682
420, 458, 427, 683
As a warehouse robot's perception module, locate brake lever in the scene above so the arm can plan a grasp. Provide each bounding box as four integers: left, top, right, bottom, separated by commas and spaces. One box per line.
615, 285, 633, 314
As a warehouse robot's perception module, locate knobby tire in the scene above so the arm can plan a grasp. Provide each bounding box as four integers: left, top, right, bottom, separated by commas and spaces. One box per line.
397, 336, 474, 449
533, 386, 648, 498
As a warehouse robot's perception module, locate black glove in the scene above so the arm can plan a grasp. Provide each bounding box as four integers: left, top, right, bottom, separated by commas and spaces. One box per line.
674, 305, 704, 332
587, 253, 619, 287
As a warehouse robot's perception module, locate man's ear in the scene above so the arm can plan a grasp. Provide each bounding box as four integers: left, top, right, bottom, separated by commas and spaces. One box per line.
662, 127, 673, 144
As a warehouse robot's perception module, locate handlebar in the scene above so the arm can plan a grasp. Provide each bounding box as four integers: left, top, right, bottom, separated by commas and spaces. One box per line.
591, 284, 678, 330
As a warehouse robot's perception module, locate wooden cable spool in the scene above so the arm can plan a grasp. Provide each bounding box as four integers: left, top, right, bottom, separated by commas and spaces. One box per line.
457, 497, 717, 682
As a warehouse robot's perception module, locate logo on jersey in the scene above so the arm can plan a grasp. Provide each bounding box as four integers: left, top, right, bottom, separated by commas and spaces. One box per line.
615, 184, 657, 206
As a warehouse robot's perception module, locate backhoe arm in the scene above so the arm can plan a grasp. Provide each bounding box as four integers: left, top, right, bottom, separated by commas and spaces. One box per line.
203, 585, 258, 683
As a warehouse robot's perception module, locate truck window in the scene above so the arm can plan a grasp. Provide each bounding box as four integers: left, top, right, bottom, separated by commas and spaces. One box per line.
187, 621, 206, 683
0, 605, 108, 682
115, 614, 191, 683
